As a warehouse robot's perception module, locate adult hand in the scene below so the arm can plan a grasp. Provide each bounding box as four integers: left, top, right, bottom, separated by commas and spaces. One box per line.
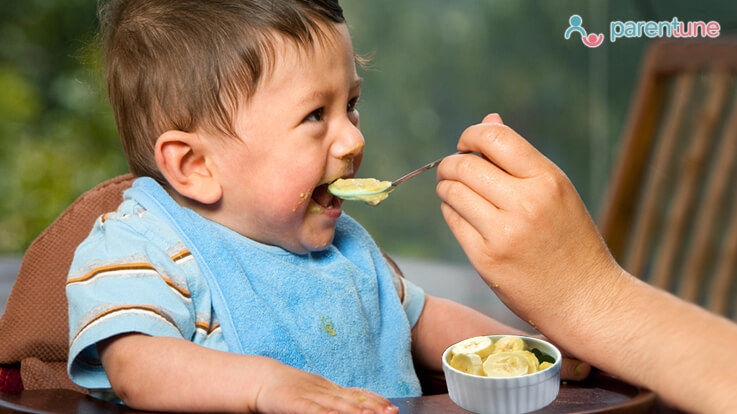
436, 114, 623, 334
436, 114, 737, 413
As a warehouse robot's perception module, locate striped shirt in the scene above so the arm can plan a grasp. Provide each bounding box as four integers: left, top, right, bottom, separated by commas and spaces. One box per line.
65, 198, 425, 396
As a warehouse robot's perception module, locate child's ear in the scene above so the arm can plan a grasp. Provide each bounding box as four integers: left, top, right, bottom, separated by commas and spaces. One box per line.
154, 130, 223, 204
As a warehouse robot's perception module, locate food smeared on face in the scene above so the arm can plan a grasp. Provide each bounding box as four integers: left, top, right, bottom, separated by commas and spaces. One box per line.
292, 192, 311, 212
328, 178, 393, 206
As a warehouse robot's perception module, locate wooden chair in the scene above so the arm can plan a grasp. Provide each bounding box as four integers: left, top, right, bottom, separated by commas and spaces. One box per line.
600, 39, 737, 318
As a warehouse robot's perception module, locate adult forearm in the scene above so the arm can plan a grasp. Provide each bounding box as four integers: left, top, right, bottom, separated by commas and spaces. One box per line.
543, 271, 737, 413
101, 334, 270, 412
435, 118, 737, 412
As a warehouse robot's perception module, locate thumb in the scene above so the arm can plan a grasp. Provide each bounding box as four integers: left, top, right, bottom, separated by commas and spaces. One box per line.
481, 113, 504, 124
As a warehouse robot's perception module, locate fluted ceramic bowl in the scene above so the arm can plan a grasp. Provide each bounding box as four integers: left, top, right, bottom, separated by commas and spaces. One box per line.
442, 335, 562, 414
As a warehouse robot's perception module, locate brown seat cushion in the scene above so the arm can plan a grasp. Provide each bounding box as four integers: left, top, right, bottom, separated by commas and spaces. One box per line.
0, 175, 135, 392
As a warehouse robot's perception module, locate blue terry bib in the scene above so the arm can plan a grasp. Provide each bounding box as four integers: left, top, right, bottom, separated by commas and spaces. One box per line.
126, 177, 421, 397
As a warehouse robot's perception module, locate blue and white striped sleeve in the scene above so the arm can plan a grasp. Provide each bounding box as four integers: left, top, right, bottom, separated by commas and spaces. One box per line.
66, 213, 196, 390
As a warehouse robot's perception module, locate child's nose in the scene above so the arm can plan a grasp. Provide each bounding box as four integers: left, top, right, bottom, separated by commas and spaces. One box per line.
332, 125, 365, 160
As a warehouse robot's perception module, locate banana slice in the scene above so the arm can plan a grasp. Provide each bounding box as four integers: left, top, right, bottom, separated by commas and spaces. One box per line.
450, 353, 484, 376
451, 336, 494, 360
515, 350, 540, 373
538, 361, 553, 371
483, 352, 532, 377
493, 336, 525, 354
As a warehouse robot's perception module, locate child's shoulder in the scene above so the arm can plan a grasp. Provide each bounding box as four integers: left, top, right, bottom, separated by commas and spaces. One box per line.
69, 197, 191, 275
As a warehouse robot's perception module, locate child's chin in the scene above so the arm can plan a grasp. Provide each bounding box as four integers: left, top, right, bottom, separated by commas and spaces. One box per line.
300, 227, 336, 252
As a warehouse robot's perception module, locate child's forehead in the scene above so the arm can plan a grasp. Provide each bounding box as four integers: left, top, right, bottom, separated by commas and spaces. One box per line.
266, 22, 353, 67
257, 24, 358, 88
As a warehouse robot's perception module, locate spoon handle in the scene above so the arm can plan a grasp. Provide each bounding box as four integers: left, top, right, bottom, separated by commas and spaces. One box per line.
391, 151, 471, 187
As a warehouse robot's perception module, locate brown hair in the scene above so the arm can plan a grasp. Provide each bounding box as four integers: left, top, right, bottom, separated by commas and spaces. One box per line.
98, 0, 345, 184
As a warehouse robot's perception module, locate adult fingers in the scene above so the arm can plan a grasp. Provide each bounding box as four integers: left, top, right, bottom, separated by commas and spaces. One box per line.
436, 180, 502, 237
436, 153, 520, 211
440, 202, 486, 260
481, 113, 503, 124
560, 357, 591, 381
457, 123, 552, 178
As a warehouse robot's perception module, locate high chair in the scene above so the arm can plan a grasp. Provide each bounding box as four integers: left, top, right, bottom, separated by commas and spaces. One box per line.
0, 175, 446, 412
0, 175, 136, 395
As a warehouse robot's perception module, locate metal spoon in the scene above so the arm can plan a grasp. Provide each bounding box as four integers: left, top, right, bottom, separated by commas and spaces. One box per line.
329, 151, 470, 201
390, 150, 471, 189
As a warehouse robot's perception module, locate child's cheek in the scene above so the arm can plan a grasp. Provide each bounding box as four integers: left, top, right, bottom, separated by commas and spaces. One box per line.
269, 193, 302, 219
267, 183, 313, 219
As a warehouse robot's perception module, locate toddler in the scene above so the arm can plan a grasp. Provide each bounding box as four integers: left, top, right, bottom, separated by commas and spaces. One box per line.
66, 1, 537, 412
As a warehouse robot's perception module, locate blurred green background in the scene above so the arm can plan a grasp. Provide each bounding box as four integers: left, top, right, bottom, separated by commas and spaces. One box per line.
1, 0, 735, 261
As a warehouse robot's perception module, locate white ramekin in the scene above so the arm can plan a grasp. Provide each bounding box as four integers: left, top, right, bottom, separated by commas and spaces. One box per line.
441, 335, 562, 414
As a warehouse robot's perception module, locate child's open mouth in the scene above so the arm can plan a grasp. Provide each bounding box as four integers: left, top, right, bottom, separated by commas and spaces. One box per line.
309, 183, 342, 217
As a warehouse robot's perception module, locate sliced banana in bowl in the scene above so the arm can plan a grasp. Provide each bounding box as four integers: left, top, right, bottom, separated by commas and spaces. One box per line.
492, 335, 525, 353
482, 352, 532, 377
451, 336, 495, 360
450, 352, 484, 376
441, 335, 562, 414
516, 350, 541, 373
539, 361, 554, 371
445, 335, 553, 378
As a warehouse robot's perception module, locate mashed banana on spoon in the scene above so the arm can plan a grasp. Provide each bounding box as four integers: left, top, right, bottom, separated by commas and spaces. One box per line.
328, 178, 393, 206
330, 152, 471, 206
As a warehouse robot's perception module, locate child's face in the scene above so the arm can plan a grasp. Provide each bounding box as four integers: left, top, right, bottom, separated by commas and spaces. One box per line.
208, 23, 364, 254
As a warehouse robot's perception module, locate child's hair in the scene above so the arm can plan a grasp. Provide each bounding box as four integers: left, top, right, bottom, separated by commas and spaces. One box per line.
98, 0, 345, 184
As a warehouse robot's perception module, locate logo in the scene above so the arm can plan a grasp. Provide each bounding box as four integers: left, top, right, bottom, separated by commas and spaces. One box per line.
565, 14, 720, 48
565, 15, 604, 48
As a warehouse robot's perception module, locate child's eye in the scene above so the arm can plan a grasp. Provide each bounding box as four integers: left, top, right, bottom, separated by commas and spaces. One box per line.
304, 107, 324, 122
347, 97, 360, 113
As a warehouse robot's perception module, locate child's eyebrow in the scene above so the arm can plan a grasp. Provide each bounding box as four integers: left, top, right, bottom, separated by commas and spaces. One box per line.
296, 77, 363, 107
296, 90, 329, 108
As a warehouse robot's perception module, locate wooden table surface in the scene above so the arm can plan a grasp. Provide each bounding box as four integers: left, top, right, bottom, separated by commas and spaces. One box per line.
393, 376, 656, 413
0, 372, 660, 414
